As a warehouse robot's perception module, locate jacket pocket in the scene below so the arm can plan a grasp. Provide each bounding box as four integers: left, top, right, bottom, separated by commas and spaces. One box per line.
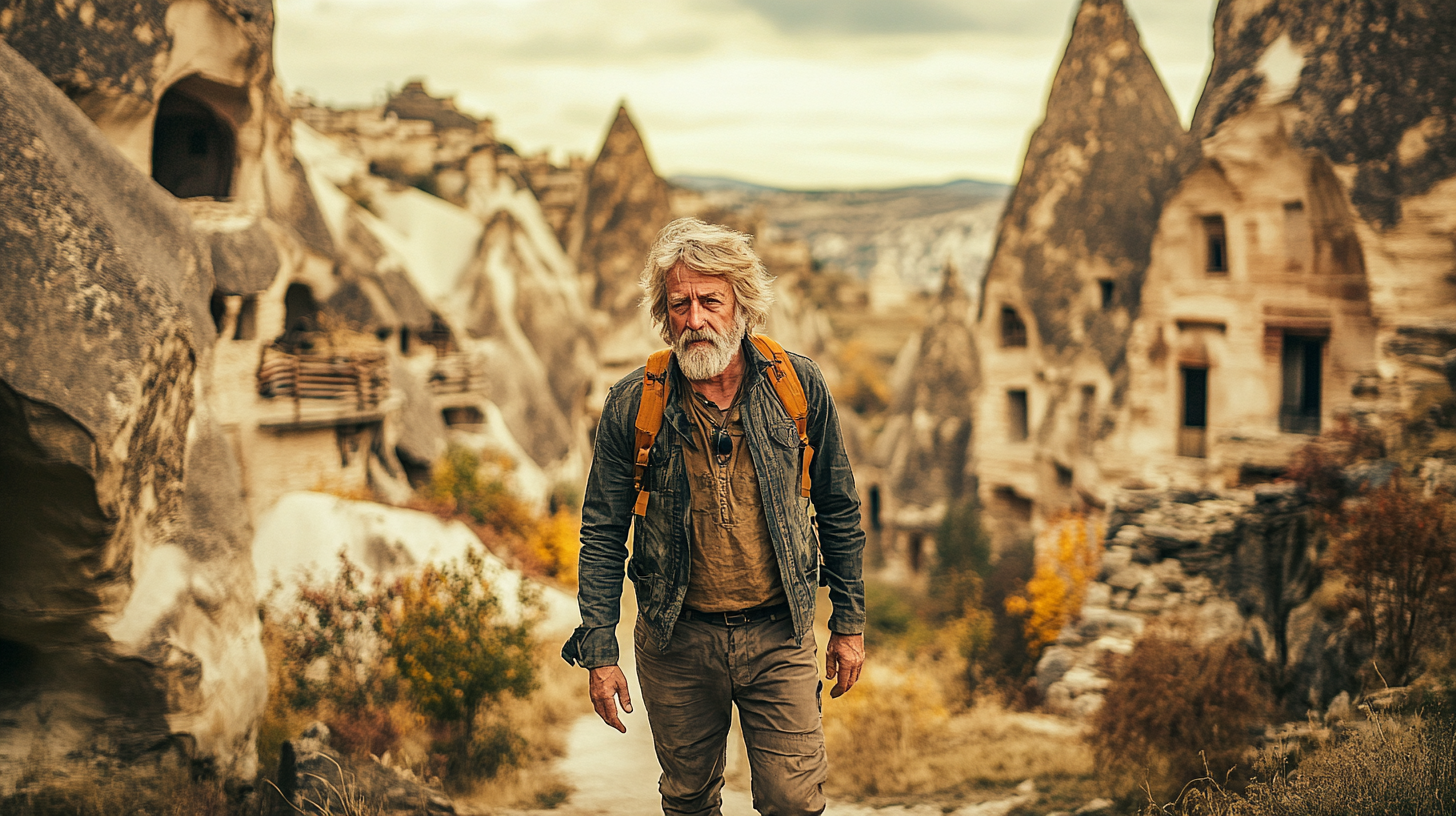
768, 419, 802, 450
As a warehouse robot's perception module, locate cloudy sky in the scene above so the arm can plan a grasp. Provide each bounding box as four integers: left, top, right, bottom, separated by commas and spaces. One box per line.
274, 0, 1217, 189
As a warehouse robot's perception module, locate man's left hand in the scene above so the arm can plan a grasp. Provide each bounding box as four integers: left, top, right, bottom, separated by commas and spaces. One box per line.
825, 632, 865, 698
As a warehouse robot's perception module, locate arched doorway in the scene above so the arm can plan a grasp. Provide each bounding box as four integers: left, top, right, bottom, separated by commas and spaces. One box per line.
151, 76, 245, 199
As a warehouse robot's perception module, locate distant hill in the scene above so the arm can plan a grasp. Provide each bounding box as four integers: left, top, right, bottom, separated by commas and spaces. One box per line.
669, 175, 1011, 292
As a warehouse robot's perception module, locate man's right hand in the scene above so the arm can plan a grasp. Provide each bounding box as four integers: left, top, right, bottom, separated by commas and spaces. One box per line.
588, 665, 634, 733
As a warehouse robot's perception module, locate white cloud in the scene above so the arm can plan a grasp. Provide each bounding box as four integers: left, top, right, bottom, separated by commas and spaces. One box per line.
274, 0, 1216, 188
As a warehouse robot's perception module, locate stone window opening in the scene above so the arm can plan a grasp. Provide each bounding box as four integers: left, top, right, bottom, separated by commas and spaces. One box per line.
209, 290, 228, 336
1280, 333, 1325, 435
992, 486, 1034, 524
442, 406, 484, 428
233, 295, 258, 341
151, 75, 247, 200
399, 327, 413, 356
867, 484, 882, 531
1179, 367, 1208, 458
1007, 389, 1030, 442
1283, 201, 1312, 271
1055, 462, 1074, 487
907, 532, 924, 573
1077, 384, 1096, 445
283, 284, 320, 336
1202, 215, 1229, 274
1098, 279, 1115, 309
1001, 306, 1028, 348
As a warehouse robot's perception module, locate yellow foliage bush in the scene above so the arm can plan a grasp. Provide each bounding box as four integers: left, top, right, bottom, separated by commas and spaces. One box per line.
527, 509, 581, 586
1005, 513, 1102, 658
833, 339, 892, 416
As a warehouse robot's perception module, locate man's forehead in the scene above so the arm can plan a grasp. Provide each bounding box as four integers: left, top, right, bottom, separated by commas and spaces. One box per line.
667, 264, 732, 295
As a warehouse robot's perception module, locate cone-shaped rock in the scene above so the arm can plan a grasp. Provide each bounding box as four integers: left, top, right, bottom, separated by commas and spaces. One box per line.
974, 0, 1193, 543
885, 265, 979, 512
572, 105, 673, 324
981, 0, 1192, 363
1193, 0, 1456, 228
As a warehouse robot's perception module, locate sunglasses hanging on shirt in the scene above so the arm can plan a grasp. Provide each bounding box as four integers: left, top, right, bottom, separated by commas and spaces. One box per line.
714, 425, 732, 458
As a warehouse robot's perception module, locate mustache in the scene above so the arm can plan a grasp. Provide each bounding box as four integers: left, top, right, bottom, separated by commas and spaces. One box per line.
677, 326, 725, 345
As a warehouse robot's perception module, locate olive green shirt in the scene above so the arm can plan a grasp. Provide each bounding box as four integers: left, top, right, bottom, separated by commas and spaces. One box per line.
679, 376, 786, 613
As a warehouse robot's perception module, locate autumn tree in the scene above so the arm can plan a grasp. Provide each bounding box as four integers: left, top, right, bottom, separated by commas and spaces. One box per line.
1005, 513, 1101, 659
1331, 476, 1456, 686
376, 552, 539, 756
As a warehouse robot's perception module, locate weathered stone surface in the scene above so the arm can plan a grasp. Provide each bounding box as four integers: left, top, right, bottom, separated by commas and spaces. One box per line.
571, 104, 673, 326
883, 267, 979, 512
0, 39, 264, 787
205, 218, 281, 295
389, 354, 447, 468
1034, 645, 1078, 693
974, 0, 1196, 535
1193, 0, 1456, 228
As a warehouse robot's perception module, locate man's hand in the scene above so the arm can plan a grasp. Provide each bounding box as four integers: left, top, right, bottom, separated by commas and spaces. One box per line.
825, 632, 865, 698
588, 665, 634, 732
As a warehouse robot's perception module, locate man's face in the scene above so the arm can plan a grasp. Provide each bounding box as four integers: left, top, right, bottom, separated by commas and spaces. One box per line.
667, 264, 746, 380
667, 264, 736, 342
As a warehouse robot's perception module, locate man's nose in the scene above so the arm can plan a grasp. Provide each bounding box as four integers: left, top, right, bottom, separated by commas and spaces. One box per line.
685, 300, 707, 330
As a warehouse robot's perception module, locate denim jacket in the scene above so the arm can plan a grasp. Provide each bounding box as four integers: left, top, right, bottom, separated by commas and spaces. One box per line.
562, 341, 866, 668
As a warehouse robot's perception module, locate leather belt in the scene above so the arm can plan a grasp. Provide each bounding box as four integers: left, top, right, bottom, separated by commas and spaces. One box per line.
682, 603, 790, 627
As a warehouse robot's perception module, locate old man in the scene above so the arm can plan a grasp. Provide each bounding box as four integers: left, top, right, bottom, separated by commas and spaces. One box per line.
563, 217, 866, 816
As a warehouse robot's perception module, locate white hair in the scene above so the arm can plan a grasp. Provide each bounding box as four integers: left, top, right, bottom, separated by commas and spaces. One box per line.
639, 217, 775, 344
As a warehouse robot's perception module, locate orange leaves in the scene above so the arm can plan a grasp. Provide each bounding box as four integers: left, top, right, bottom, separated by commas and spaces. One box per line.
1004, 513, 1102, 659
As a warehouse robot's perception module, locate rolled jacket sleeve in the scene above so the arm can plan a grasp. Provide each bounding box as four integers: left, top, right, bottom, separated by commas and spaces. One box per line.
796, 356, 867, 636
561, 378, 640, 668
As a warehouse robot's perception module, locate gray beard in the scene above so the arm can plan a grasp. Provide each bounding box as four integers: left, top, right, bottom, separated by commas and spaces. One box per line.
674, 312, 748, 381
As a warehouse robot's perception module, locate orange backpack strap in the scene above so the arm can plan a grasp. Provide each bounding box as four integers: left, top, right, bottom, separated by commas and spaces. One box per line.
632, 349, 673, 516
749, 335, 814, 498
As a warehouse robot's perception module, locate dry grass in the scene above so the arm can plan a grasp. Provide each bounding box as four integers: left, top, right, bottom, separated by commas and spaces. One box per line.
1149, 711, 1456, 816
823, 656, 1092, 803
453, 642, 589, 811
0, 764, 256, 816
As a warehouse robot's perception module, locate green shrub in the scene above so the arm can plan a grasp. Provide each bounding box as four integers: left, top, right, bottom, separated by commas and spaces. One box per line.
1089, 635, 1275, 802
262, 552, 541, 790
376, 551, 539, 786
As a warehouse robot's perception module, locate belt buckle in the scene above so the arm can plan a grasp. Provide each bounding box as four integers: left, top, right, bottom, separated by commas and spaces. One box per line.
722, 610, 751, 626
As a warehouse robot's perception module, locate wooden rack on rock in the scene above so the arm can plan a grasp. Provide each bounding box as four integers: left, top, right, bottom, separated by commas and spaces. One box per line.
429, 352, 486, 394
257, 347, 390, 410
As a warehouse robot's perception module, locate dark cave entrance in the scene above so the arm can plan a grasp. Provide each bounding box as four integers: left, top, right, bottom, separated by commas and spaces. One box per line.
151, 75, 247, 200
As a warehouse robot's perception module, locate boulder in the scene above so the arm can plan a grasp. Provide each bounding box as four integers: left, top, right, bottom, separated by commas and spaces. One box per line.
0, 40, 265, 789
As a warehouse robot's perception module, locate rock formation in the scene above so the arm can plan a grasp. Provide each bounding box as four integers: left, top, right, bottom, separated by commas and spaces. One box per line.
570, 104, 674, 367
0, 39, 265, 788
974, 0, 1194, 543
294, 110, 596, 491
1103, 0, 1456, 491
873, 267, 980, 575
1039, 485, 1358, 719
1192, 0, 1456, 230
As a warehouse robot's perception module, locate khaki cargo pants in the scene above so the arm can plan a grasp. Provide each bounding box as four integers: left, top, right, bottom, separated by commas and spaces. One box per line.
634, 612, 827, 816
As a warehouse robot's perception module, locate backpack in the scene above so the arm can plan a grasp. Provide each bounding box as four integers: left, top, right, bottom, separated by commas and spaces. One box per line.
631, 335, 812, 516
